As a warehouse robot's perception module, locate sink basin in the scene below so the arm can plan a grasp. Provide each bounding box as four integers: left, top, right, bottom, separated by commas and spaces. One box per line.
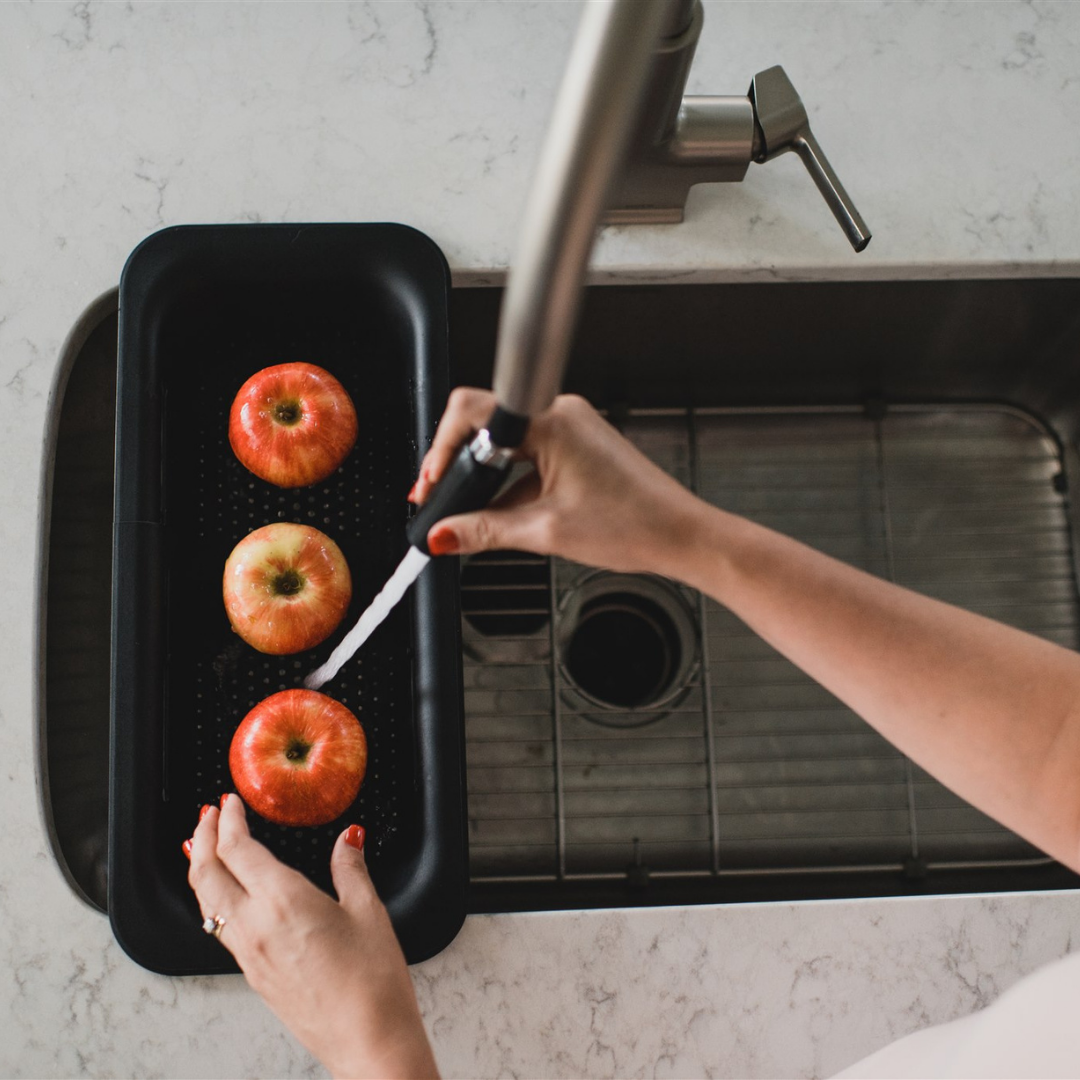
40, 277, 1080, 915
452, 277, 1080, 912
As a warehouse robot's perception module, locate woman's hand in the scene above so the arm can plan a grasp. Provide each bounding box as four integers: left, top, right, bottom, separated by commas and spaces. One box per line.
411, 389, 713, 578
186, 795, 439, 1080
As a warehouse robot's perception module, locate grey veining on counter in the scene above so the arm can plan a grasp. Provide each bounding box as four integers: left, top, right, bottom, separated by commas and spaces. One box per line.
4, 2, 1080, 1077
414, 893, 1079, 1079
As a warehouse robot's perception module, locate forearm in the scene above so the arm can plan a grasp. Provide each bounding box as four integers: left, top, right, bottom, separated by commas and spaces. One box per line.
671, 502, 1080, 872
332, 1037, 439, 1080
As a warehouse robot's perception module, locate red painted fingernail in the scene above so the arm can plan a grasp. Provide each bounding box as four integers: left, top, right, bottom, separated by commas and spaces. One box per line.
220, 793, 231, 809
407, 481, 419, 503
182, 839, 193, 860
198, 804, 212, 823
344, 824, 366, 852
427, 525, 459, 556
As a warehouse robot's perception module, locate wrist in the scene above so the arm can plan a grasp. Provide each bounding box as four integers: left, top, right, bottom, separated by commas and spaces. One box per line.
333, 1041, 438, 1080
328, 1013, 439, 1080
650, 496, 731, 590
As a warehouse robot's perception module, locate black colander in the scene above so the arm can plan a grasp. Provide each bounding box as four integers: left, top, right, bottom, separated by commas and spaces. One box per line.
112, 224, 465, 974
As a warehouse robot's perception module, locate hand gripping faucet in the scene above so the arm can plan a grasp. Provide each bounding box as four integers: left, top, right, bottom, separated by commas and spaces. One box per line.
406, 0, 871, 553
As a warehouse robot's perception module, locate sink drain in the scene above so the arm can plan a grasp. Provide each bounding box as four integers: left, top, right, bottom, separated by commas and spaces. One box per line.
558, 573, 698, 726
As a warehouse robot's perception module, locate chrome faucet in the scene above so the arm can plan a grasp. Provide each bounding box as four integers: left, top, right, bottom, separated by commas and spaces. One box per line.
407, 0, 871, 550
603, 2, 872, 252
492, 0, 871, 421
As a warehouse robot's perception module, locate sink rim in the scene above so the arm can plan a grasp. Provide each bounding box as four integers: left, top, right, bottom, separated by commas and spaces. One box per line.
34, 286, 119, 914
39, 274, 1080, 913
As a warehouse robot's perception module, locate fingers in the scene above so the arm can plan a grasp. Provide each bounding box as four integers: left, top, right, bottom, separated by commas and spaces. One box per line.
413, 387, 496, 504
427, 470, 542, 557
188, 806, 248, 933
429, 497, 551, 557
488, 469, 542, 513
426, 470, 545, 555
329, 825, 378, 916
215, 793, 291, 891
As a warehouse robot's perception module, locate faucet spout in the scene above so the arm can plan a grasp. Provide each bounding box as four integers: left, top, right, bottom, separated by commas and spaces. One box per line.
407, 1, 682, 554
406, 1, 873, 555
490, 3, 874, 427
490, 0, 676, 423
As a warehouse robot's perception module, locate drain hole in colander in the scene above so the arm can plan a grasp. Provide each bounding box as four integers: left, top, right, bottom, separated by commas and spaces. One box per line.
565, 593, 682, 709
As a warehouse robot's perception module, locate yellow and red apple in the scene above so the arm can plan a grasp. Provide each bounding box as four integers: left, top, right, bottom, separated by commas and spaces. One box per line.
223, 523, 352, 654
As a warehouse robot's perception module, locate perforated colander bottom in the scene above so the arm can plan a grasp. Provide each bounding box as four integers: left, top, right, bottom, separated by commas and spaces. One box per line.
159, 284, 420, 893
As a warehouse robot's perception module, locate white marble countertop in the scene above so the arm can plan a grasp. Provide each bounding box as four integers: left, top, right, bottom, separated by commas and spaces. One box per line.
4, 2, 1080, 1077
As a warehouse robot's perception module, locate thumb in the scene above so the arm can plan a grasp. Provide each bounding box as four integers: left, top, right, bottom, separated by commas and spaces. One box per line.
429, 503, 548, 557
330, 824, 375, 913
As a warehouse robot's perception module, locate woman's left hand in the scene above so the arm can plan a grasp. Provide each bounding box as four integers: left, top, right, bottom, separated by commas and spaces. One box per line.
186, 794, 439, 1080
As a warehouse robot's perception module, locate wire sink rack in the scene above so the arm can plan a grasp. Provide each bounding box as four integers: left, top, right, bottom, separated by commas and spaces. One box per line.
461, 406, 1078, 886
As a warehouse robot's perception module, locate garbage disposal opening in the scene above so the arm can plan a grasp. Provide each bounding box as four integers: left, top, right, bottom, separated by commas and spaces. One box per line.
564, 591, 682, 708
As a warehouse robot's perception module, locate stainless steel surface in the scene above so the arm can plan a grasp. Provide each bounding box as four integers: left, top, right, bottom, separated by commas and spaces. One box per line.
469, 428, 515, 469
464, 405, 1072, 882
491, 0, 673, 418
751, 67, 872, 252
604, 94, 755, 224
603, 7, 872, 251
492, 0, 870, 422
658, 0, 698, 39
555, 571, 700, 724
38, 291, 119, 913
688, 406, 723, 876
44, 278, 1080, 912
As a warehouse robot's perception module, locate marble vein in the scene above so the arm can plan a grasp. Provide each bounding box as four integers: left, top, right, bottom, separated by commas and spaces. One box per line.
3, 1, 1080, 1077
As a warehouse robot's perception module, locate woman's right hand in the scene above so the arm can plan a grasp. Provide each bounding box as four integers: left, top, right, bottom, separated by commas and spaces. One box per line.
410, 389, 713, 578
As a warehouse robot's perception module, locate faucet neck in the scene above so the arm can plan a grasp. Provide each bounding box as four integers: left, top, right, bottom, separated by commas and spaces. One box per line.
491, 0, 680, 420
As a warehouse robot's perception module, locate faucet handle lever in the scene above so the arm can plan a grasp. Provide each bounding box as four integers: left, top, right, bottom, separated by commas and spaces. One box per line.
750, 65, 871, 252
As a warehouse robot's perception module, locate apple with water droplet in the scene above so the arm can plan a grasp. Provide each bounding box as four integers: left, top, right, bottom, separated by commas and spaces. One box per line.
224, 523, 352, 654
230, 689, 367, 826
229, 362, 358, 488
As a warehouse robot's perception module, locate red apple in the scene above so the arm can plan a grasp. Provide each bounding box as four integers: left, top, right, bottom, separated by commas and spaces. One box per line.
229, 689, 367, 826
223, 522, 352, 654
229, 362, 358, 488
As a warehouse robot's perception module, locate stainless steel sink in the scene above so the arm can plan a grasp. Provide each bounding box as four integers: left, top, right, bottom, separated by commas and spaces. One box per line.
451, 278, 1080, 911
39, 278, 1080, 914
40, 292, 117, 911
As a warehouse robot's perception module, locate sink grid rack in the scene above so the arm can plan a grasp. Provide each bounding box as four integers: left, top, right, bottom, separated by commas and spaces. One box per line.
461, 405, 1077, 886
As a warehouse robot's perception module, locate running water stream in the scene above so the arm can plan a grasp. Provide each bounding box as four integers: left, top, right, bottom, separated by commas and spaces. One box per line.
304, 545, 431, 690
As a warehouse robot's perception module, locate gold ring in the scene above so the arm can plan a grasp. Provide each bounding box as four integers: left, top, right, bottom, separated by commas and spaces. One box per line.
201, 914, 226, 939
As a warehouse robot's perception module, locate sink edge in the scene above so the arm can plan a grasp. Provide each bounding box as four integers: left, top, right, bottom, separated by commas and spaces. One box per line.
34, 286, 119, 914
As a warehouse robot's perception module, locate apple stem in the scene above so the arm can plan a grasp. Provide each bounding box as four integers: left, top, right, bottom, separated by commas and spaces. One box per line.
272, 568, 305, 597
286, 739, 311, 763
273, 400, 303, 426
